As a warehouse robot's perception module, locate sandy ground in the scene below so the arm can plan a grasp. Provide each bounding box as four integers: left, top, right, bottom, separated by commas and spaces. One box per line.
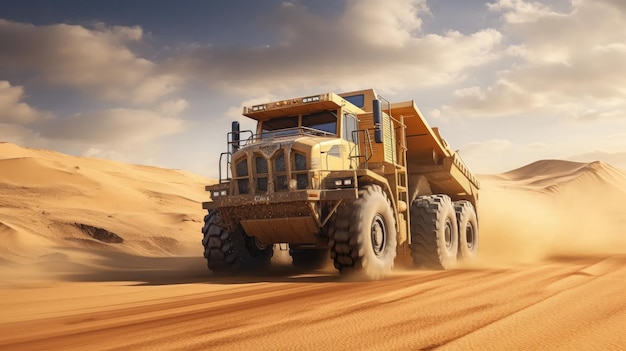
1, 143, 626, 350
1, 256, 626, 350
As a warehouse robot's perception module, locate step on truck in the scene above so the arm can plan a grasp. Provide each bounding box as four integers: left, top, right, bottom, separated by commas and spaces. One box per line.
202, 89, 480, 279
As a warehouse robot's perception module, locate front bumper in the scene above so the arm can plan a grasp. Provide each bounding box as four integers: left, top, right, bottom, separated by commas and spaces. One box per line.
202, 188, 358, 244
202, 188, 358, 210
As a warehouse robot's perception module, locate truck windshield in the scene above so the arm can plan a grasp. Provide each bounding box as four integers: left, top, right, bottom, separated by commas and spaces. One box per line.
302, 111, 337, 134
261, 116, 299, 137
260, 110, 337, 139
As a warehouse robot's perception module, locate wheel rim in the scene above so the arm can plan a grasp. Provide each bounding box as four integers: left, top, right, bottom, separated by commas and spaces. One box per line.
465, 222, 475, 250
246, 236, 267, 252
444, 218, 453, 249
254, 237, 267, 250
371, 214, 386, 256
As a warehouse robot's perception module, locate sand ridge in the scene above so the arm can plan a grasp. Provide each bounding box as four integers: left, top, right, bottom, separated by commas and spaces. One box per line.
0, 142, 215, 275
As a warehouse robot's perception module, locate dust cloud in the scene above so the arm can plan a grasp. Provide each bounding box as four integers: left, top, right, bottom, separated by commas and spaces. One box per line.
477, 161, 626, 266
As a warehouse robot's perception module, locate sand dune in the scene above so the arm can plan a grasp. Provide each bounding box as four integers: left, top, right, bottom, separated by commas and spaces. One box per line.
0, 142, 214, 277
1, 143, 625, 350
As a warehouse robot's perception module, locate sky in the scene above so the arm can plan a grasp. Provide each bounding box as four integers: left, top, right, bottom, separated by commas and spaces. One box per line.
1, 0, 625, 177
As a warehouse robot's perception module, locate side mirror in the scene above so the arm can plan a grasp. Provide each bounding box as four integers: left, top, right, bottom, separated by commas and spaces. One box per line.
373, 99, 383, 144
231, 121, 240, 153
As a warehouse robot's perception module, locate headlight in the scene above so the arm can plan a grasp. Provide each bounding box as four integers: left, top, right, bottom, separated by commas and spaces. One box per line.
302, 95, 321, 103
331, 178, 355, 188
212, 189, 229, 198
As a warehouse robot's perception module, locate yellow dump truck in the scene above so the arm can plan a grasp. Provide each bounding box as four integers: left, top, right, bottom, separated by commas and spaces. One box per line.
202, 89, 480, 279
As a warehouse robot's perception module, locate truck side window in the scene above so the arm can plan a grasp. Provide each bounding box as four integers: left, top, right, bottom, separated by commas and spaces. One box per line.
343, 94, 365, 108
343, 113, 358, 144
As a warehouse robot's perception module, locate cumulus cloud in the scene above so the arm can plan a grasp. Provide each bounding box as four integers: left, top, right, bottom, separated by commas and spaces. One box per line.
0, 20, 191, 165
166, 0, 502, 95
158, 99, 189, 117
0, 19, 179, 104
340, 0, 429, 46
487, 0, 562, 24
0, 81, 47, 123
451, 80, 542, 116
39, 108, 185, 145
449, 0, 626, 117
0, 123, 41, 145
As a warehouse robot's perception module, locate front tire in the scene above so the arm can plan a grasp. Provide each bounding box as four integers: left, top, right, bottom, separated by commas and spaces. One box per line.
329, 185, 397, 280
410, 195, 458, 269
201, 210, 273, 274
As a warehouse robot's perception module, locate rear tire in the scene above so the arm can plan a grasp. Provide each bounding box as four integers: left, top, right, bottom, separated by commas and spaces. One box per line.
329, 185, 397, 280
201, 210, 273, 274
455, 200, 479, 260
410, 195, 458, 269
289, 248, 328, 269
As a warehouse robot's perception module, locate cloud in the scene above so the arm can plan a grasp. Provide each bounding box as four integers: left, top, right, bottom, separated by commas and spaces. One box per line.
450, 0, 626, 117
487, 0, 562, 24
0, 19, 179, 104
158, 99, 189, 117
461, 139, 512, 155
451, 79, 542, 116
39, 108, 185, 145
571, 108, 624, 122
340, 0, 429, 46
0, 20, 193, 169
166, 0, 502, 95
0, 123, 41, 145
0, 81, 47, 124
602, 0, 626, 13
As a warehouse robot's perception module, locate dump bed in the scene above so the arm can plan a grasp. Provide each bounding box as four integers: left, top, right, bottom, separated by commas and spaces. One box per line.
337, 89, 479, 202
391, 100, 480, 202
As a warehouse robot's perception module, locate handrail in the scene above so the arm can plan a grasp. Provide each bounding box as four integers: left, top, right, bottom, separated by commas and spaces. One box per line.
349, 129, 373, 169
258, 126, 336, 140
218, 151, 231, 183
227, 130, 254, 150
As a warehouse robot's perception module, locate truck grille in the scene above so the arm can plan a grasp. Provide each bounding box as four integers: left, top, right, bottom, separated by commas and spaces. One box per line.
235, 158, 249, 194
255, 156, 269, 192
233, 149, 308, 194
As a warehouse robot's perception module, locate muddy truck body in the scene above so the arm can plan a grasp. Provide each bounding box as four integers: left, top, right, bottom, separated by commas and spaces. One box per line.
202, 89, 480, 279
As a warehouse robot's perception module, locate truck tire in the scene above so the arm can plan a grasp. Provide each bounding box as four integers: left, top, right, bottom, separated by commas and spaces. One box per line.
454, 200, 479, 259
289, 248, 328, 269
329, 184, 397, 280
201, 210, 273, 274
410, 195, 458, 269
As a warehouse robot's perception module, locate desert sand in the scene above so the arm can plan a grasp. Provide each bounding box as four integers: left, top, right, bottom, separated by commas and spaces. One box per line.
1, 142, 625, 350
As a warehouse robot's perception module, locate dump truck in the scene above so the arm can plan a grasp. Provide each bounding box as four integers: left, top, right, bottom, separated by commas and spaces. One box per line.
202, 89, 480, 279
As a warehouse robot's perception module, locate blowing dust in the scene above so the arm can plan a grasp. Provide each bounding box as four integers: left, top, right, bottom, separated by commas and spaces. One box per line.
476, 175, 626, 266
